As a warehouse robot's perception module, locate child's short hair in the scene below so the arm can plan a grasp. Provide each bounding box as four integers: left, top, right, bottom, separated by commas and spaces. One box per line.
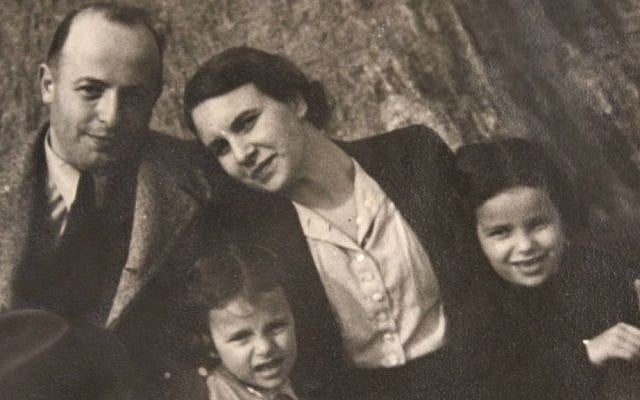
188, 242, 289, 314
184, 242, 290, 367
455, 138, 586, 236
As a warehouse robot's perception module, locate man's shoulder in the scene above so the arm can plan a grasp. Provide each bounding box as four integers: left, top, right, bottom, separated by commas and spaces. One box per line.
138, 132, 214, 202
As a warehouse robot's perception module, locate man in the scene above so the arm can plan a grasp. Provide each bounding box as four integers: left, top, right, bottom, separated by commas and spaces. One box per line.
0, 3, 212, 396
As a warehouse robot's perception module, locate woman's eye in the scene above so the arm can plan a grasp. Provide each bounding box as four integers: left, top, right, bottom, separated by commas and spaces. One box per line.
240, 114, 259, 131
210, 140, 230, 157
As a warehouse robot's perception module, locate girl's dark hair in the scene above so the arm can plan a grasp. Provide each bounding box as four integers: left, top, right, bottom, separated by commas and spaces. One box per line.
183, 46, 331, 132
187, 243, 288, 313
455, 138, 585, 237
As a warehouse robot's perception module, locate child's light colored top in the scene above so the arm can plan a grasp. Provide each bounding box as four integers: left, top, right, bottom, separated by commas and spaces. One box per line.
206, 368, 299, 400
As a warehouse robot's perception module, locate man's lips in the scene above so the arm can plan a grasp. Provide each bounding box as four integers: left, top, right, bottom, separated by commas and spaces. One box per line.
87, 134, 117, 148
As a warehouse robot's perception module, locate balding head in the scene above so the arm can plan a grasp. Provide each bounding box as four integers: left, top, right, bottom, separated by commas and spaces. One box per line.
46, 3, 164, 82
38, 4, 164, 171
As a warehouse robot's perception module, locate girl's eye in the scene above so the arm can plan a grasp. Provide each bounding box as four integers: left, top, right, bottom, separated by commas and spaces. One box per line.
228, 331, 251, 343
487, 227, 510, 238
529, 217, 550, 231
266, 320, 289, 334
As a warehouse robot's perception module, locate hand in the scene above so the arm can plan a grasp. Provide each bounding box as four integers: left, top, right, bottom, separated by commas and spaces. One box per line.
584, 323, 640, 367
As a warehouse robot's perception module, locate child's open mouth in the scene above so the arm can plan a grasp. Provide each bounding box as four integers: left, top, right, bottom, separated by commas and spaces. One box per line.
511, 254, 546, 272
253, 357, 285, 375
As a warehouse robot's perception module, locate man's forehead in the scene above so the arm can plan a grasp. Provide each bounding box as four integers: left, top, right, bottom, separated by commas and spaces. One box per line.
60, 11, 160, 66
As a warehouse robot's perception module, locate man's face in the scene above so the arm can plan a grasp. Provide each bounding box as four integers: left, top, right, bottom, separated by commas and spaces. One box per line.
40, 12, 162, 172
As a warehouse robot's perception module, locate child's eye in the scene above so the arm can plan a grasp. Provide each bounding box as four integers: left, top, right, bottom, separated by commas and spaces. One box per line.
266, 320, 289, 334
486, 227, 510, 238
228, 330, 252, 343
528, 217, 550, 231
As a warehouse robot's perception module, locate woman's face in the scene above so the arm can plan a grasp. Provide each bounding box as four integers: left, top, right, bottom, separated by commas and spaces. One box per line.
192, 83, 308, 193
475, 186, 565, 287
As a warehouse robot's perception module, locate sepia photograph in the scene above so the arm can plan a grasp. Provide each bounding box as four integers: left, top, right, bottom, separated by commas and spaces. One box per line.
2, 1, 640, 399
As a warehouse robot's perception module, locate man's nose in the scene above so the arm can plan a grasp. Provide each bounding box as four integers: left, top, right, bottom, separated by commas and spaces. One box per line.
96, 90, 121, 128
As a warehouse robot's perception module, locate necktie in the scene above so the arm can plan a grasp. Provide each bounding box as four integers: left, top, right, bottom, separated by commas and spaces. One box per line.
53, 172, 107, 322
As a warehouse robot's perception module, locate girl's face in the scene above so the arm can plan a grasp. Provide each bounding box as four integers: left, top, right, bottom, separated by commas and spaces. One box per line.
208, 288, 297, 391
475, 186, 565, 287
192, 83, 308, 194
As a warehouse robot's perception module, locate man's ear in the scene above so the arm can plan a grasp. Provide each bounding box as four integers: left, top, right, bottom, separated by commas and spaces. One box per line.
289, 93, 308, 119
39, 63, 55, 104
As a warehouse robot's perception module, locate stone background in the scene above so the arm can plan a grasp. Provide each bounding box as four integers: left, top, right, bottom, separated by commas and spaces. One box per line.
3, 0, 640, 254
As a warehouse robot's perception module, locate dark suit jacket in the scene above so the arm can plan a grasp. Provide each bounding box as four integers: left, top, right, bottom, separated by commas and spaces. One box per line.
203, 125, 490, 399
0, 124, 216, 398
480, 244, 640, 400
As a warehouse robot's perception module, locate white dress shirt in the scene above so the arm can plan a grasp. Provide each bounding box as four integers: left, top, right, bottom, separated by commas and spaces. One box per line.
44, 130, 81, 245
292, 160, 446, 369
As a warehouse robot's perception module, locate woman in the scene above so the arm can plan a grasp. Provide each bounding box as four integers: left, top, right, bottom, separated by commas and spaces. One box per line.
183, 47, 497, 400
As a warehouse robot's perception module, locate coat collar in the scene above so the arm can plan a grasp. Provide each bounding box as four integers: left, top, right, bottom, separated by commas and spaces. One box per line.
105, 141, 203, 327
0, 126, 45, 312
0, 124, 203, 327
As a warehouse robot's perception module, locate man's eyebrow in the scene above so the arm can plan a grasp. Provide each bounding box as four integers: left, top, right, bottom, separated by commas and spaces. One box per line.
229, 108, 259, 132
72, 77, 107, 86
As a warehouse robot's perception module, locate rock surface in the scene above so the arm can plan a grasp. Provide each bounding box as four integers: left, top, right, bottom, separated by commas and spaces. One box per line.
3, 0, 640, 253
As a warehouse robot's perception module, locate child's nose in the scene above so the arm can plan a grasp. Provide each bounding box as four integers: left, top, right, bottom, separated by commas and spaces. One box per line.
254, 335, 276, 355
514, 232, 535, 253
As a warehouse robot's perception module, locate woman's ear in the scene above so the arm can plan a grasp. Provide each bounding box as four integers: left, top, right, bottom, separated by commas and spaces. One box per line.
288, 93, 308, 119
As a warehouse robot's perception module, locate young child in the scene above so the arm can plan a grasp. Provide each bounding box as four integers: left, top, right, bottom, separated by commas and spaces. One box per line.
187, 243, 301, 400
455, 138, 640, 399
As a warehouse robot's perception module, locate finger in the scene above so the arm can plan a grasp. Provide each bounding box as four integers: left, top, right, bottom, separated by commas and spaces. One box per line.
612, 323, 640, 340
611, 340, 640, 360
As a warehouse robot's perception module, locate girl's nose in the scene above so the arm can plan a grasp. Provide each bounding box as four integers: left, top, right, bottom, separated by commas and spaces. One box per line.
514, 231, 536, 253
254, 334, 276, 356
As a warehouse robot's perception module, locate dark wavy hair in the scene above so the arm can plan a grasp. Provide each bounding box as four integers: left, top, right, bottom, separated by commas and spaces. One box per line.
455, 138, 586, 238
183, 46, 331, 133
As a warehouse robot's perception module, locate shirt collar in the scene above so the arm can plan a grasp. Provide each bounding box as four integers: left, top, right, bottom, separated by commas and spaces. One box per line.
293, 158, 386, 247
217, 368, 299, 400
44, 128, 81, 210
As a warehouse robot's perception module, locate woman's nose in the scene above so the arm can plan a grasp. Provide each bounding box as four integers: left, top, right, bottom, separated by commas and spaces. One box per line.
230, 139, 257, 166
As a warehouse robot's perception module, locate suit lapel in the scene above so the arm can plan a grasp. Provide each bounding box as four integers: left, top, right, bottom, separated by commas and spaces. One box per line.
0, 127, 46, 312
106, 153, 200, 327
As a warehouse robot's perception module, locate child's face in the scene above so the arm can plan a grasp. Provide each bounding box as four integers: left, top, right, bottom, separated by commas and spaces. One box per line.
475, 186, 565, 287
208, 287, 297, 391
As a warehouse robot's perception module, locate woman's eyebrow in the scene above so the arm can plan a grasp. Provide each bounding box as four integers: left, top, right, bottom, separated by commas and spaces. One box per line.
230, 108, 259, 132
